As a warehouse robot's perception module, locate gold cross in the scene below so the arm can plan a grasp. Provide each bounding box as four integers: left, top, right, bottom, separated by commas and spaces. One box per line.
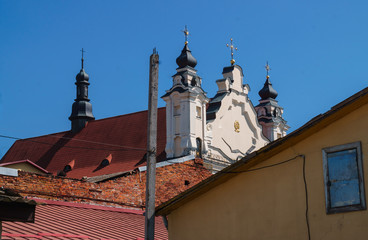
226, 38, 237, 65
265, 61, 271, 79
182, 25, 189, 45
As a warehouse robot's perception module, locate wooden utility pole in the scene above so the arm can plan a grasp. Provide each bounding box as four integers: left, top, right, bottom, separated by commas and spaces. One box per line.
145, 48, 159, 240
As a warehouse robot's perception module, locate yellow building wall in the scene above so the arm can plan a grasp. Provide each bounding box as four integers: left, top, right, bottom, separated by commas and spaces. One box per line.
3, 163, 45, 174
168, 103, 368, 240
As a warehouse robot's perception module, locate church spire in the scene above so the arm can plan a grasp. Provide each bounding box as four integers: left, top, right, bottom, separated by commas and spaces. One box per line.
258, 62, 278, 100
69, 49, 95, 133
255, 62, 289, 141
81, 48, 85, 69
176, 26, 197, 68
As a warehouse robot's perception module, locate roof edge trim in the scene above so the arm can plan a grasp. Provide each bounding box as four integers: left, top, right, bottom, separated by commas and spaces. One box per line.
138, 154, 195, 172
33, 198, 144, 215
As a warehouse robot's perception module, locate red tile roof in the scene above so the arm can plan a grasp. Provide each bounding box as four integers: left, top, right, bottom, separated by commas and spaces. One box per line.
1, 108, 166, 179
1, 199, 168, 240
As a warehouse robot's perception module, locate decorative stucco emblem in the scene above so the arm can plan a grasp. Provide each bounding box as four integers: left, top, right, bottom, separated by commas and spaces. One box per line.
234, 120, 240, 133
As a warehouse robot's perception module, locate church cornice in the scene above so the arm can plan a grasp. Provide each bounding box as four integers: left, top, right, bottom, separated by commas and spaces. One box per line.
162, 85, 207, 99
222, 65, 244, 77
256, 99, 281, 108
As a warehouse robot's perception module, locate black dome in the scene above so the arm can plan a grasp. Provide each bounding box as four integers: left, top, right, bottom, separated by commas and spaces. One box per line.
76, 69, 89, 82
176, 44, 197, 68
259, 77, 278, 100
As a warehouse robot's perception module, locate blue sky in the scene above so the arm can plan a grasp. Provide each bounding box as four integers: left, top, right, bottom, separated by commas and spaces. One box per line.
0, 0, 367, 157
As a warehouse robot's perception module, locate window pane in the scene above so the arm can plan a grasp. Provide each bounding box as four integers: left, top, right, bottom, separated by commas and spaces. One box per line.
330, 179, 360, 208
328, 149, 358, 181
327, 149, 360, 208
322, 142, 365, 213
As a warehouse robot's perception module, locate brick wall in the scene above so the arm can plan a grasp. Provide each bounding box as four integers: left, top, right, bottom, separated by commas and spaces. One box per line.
0, 159, 211, 209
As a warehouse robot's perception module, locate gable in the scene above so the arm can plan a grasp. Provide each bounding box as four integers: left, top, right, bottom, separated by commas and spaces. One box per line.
205, 65, 268, 167
0, 159, 49, 174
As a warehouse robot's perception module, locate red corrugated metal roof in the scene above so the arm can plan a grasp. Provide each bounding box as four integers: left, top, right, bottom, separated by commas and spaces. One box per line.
2, 199, 168, 240
1, 108, 166, 179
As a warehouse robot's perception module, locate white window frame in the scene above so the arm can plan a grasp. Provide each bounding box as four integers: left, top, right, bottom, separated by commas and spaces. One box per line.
322, 141, 366, 214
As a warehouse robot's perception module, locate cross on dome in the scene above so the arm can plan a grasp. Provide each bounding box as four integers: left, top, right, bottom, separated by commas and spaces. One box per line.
265, 61, 271, 79
182, 25, 189, 45
226, 38, 238, 65
80, 48, 86, 69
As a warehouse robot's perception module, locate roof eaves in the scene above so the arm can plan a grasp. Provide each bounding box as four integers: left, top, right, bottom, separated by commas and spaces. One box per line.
0, 188, 37, 205
33, 198, 145, 215
156, 86, 368, 216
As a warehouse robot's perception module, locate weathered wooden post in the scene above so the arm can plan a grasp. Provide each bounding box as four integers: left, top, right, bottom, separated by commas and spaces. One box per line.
145, 48, 159, 240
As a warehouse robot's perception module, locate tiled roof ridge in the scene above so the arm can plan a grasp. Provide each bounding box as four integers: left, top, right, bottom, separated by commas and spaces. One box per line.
90, 107, 165, 123
15, 130, 69, 142
33, 198, 145, 215
12, 107, 166, 142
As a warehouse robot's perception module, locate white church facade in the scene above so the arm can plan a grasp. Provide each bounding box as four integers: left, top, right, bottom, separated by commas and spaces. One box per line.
162, 39, 289, 171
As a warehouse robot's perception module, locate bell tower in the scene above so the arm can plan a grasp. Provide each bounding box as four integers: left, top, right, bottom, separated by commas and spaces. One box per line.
162, 27, 209, 158
69, 48, 95, 133
255, 62, 289, 141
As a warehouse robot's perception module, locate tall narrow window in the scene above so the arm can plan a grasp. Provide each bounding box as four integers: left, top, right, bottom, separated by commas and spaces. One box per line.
174, 105, 180, 116
196, 106, 202, 119
322, 142, 366, 214
196, 138, 202, 158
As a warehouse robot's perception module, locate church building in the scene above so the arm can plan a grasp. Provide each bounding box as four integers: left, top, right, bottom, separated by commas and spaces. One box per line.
162, 35, 288, 171
0, 31, 289, 177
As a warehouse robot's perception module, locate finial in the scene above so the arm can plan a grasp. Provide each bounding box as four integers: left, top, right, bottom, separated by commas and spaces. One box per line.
153, 47, 157, 54
182, 25, 189, 45
226, 38, 237, 65
80, 48, 86, 69
265, 61, 271, 79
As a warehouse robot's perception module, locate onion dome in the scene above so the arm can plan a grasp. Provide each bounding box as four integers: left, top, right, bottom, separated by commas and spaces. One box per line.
176, 44, 197, 68
69, 49, 94, 133
76, 69, 89, 82
259, 76, 278, 100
